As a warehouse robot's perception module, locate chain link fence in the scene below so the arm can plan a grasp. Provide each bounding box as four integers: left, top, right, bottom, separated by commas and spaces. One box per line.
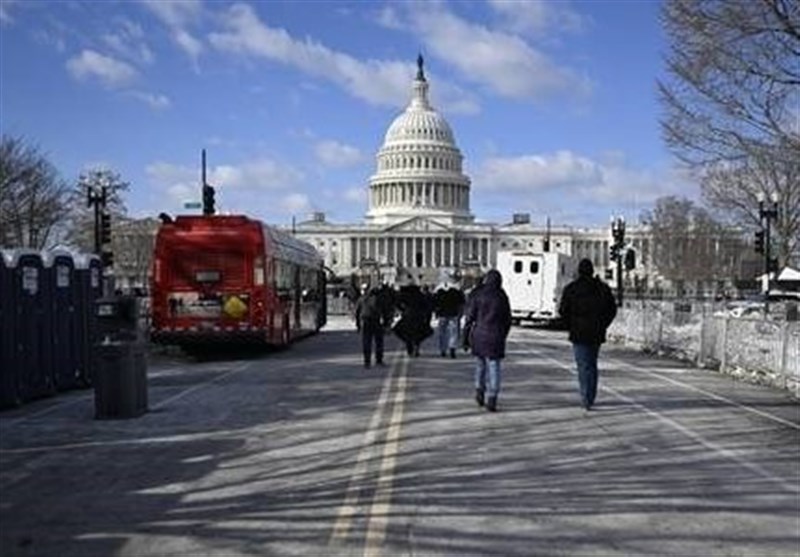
608, 300, 800, 397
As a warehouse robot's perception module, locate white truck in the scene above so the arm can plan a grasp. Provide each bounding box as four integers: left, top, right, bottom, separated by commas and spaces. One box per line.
496, 251, 578, 326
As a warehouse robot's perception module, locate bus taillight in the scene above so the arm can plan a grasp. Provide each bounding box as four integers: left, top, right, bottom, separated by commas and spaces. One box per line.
254, 256, 265, 286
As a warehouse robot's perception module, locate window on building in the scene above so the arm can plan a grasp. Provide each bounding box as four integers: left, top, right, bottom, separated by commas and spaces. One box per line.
530, 261, 540, 274
514, 261, 523, 273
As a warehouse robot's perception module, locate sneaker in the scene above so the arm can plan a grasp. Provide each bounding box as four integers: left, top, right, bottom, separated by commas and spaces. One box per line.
475, 389, 485, 407
486, 396, 497, 412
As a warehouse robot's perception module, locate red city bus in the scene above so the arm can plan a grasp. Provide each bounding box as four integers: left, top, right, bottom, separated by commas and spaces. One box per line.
150, 215, 326, 347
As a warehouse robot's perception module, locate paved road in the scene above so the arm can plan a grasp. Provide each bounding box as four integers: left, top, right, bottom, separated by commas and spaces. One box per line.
1, 315, 798, 556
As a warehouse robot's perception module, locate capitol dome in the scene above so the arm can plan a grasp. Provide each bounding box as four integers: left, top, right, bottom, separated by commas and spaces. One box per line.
366, 55, 473, 226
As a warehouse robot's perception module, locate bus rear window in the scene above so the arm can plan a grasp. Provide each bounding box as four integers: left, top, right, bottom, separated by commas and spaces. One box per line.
195, 270, 221, 283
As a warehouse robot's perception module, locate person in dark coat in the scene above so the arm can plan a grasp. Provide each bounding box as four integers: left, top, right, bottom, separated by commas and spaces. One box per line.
393, 283, 432, 357
558, 258, 617, 411
433, 282, 466, 358
463, 269, 511, 412
355, 286, 390, 368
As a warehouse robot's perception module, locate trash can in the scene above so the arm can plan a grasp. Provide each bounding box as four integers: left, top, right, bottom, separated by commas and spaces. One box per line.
92, 296, 148, 419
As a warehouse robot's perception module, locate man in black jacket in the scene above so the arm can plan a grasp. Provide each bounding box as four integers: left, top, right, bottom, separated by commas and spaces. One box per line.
558, 259, 617, 411
355, 286, 390, 368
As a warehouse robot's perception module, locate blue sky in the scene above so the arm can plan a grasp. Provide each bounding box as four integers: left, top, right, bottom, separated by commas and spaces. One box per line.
1, 0, 696, 229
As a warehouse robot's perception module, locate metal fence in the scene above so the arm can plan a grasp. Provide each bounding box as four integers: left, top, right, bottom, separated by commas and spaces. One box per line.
608, 300, 800, 397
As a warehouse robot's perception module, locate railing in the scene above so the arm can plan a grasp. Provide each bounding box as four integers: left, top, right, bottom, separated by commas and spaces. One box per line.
608, 300, 800, 397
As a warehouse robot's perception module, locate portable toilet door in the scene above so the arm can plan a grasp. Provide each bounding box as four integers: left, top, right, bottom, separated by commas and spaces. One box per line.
74, 254, 102, 387
44, 250, 80, 391
11, 249, 55, 402
0, 250, 21, 409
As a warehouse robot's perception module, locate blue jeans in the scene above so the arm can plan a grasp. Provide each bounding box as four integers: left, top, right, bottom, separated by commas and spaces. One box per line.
362, 326, 384, 365
474, 357, 501, 397
572, 343, 600, 408
437, 317, 460, 353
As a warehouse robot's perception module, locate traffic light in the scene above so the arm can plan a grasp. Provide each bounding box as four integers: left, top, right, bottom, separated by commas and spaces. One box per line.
624, 248, 636, 271
754, 230, 765, 254
610, 244, 620, 261
202, 184, 216, 216
101, 251, 114, 268
100, 211, 112, 244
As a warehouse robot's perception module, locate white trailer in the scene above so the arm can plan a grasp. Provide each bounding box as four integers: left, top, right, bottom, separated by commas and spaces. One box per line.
496, 251, 577, 325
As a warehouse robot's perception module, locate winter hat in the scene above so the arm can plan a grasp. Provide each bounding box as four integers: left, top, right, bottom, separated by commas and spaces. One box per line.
578, 258, 594, 277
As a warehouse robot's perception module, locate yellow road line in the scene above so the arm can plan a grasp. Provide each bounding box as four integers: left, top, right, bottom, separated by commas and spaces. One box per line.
329, 350, 400, 542
363, 357, 408, 557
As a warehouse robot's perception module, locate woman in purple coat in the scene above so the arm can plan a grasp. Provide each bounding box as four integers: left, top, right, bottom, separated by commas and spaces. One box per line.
464, 269, 511, 412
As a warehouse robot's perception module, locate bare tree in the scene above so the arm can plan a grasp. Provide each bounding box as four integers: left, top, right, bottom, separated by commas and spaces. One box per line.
64, 168, 130, 253
642, 196, 753, 290
0, 135, 71, 249
112, 217, 158, 290
659, 0, 800, 265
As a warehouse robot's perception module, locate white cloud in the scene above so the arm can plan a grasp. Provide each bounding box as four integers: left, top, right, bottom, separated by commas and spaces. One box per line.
140, 0, 204, 63
344, 187, 367, 203
314, 140, 364, 168
66, 49, 138, 88
474, 150, 693, 205
1, 0, 18, 25
173, 28, 203, 61
140, 0, 202, 27
146, 158, 305, 197
406, 5, 592, 101
280, 193, 312, 213
102, 19, 154, 65
208, 3, 477, 113
128, 90, 171, 110
487, 0, 588, 36
373, 3, 591, 102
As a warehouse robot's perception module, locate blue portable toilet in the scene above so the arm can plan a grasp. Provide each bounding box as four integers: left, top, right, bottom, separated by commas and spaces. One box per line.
75, 253, 103, 387
0, 250, 21, 409
10, 249, 55, 402
44, 250, 80, 391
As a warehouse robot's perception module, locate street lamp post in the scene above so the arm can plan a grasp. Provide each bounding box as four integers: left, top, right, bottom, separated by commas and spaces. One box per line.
86, 182, 108, 255
758, 192, 779, 315
610, 215, 626, 307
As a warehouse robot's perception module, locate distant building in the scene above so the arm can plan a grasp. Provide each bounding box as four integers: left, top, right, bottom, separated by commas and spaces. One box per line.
293, 56, 653, 290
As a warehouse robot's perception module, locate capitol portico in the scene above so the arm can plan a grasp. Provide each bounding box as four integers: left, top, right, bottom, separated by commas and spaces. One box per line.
294, 56, 651, 288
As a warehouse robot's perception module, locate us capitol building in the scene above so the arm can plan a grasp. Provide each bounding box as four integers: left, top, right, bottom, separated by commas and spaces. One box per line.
293, 56, 653, 290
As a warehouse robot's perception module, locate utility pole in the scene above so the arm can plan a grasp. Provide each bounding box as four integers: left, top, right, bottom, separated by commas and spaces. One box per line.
757, 192, 779, 316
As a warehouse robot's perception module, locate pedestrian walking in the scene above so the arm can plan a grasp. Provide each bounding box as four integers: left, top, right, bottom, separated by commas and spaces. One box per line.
433, 281, 466, 358
355, 286, 390, 368
463, 269, 511, 412
557, 258, 617, 412
393, 282, 433, 357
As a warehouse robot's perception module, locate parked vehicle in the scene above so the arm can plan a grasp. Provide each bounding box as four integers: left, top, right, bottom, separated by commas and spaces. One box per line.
496, 250, 577, 326
150, 215, 325, 347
